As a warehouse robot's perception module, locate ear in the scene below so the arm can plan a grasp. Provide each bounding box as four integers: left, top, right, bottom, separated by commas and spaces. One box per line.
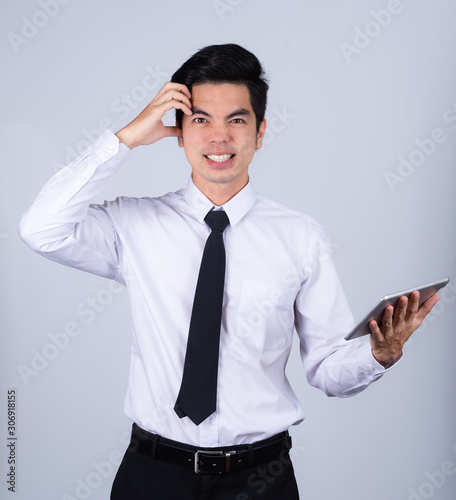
176, 120, 184, 147
255, 119, 267, 150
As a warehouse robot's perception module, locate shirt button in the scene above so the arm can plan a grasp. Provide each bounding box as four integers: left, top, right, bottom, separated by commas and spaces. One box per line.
107, 145, 115, 153
116, 155, 122, 161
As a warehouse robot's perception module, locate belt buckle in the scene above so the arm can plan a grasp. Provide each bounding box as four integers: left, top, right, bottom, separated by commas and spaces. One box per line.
194, 449, 236, 474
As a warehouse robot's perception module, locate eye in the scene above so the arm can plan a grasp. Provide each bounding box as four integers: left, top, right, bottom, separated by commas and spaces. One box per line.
231, 118, 245, 124
193, 117, 207, 124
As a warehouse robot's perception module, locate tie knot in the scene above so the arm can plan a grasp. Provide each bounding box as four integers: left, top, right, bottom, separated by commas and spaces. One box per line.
205, 210, 229, 233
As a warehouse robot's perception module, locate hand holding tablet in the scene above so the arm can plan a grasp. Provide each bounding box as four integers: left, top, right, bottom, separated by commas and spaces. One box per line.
345, 277, 449, 341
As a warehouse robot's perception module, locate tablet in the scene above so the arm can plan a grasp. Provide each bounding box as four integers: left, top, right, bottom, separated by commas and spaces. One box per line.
344, 277, 449, 341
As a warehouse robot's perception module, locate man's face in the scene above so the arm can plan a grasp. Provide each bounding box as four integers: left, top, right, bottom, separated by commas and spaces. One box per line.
179, 83, 266, 201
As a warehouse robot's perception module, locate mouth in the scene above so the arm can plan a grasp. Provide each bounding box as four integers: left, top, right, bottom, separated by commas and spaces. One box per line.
204, 153, 236, 168
204, 154, 235, 162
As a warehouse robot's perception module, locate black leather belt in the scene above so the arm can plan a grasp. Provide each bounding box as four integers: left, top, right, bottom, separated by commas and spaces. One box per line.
130, 423, 292, 474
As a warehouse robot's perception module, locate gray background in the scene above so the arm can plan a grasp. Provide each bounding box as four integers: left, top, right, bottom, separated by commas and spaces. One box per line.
1, 0, 456, 499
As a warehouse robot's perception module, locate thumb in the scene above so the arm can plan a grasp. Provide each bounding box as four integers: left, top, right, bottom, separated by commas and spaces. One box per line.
162, 126, 182, 139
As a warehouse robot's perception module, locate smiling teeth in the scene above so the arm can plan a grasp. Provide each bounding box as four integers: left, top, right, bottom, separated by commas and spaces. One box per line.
206, 154, 233, 162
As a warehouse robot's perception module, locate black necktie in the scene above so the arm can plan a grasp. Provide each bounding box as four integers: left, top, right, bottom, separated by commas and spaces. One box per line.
174, 210, 230, 425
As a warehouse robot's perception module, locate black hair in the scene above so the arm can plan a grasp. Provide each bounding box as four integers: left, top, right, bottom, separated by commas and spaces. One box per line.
171, 43, 269, 132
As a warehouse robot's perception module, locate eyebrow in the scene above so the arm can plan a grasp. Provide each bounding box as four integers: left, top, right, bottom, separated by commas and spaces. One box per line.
192, 107, 252, 120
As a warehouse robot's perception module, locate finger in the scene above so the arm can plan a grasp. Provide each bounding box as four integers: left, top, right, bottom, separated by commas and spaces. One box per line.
369, 319, 382, 339
403, 290, 419, 322
158, 97, 193, 117
381, 305, 394, 335
393, 295, 408, 325
415, 294, 440, 322
157, 89, 192, 114
409, 291, 420, 313
173, 83, 192, 99
156, 82, 191, 100
169, 90, 192, 110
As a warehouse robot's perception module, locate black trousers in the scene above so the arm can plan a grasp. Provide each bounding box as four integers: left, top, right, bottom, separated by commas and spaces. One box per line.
111, 435, 300, 500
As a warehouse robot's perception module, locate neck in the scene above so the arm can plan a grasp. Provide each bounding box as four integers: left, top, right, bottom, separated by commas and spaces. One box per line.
193, 177, 248, 206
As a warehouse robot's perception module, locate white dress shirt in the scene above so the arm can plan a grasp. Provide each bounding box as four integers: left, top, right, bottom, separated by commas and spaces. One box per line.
19, 130, 389, 447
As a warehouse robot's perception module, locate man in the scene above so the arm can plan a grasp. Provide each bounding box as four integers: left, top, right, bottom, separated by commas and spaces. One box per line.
19, 44, 439, 499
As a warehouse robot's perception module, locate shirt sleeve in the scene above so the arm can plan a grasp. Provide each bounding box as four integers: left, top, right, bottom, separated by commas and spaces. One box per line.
294, 225, 397, 398
18, 130, 132, 283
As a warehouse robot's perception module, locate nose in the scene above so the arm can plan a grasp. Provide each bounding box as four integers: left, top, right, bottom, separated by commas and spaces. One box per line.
209, 123, 231, 144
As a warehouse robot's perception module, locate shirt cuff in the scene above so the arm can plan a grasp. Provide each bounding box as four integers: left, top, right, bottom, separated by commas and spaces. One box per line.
47, 130, 131, 215
88, 129, 131, 163
363, 342, 403, 372
381, 352, 403, 370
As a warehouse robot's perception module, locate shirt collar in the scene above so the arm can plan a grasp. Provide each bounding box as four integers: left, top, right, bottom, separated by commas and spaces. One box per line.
184, 176, 256, 227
